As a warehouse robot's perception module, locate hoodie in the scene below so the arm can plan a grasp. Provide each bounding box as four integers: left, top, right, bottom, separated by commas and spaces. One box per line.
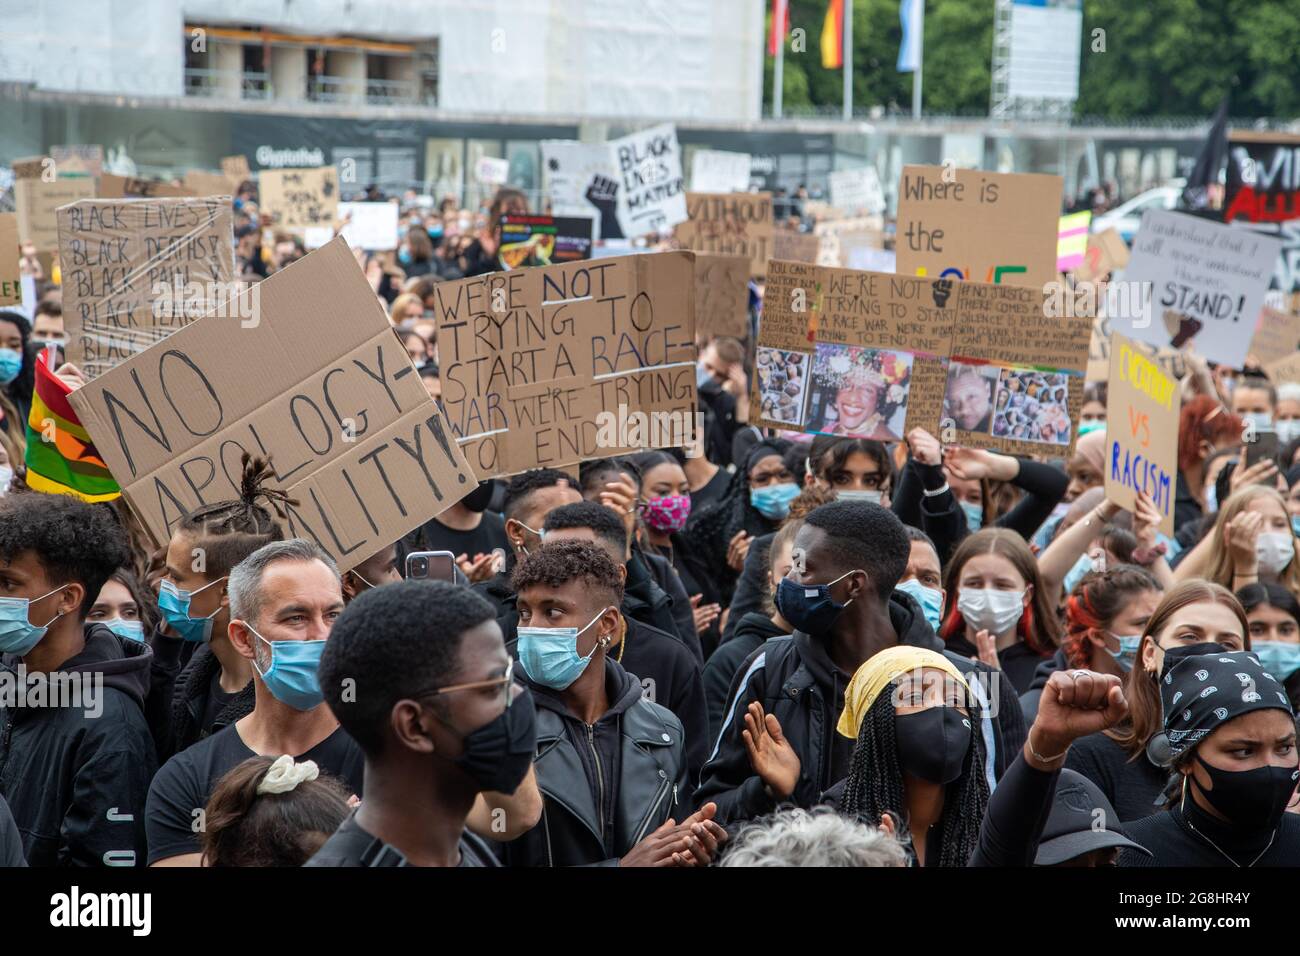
694, 591, 1025, 825
0, 623, 157, 866
703, 611, 788, 740
499, 658, 688, 867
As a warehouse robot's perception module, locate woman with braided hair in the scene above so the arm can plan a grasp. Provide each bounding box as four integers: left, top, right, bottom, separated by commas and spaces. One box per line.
147, 454, 296, 760
831, 646, 990, 867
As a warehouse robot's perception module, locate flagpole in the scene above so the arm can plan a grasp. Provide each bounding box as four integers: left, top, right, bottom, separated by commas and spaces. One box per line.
773, 0, 785, 119
842, 0, 853, 121
911, 0, 924, 119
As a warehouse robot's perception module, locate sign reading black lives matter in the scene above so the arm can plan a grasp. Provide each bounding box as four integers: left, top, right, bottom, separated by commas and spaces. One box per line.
69, 239, 476, 570
430, 252, 697, 479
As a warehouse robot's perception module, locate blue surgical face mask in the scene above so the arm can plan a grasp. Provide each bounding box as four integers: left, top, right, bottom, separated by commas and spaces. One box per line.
517, 608, 613, 690
774, 569, 862, 635
895, 578, 944, 632
960, 500, 983, 533
1277, 419, 1300, 445
249, 626, 327, 711
1292, 516, 1300, 538
1063, 552, 1104, 595
1077, 419, 1106, 436
696, 363, 716, 390
837, 489, 883, 504
1250, 640, 1300, 682
1244, 412, 1274, 433
158, 578, 225, 643
0, 585, 67, 656
750, 482, 800, 520
1108, 634, 1143, 672
0, 348, 22, 386
102, 618, 145, 643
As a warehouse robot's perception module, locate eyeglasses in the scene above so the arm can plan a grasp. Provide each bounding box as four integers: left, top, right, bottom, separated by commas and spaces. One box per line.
420, 657, 515, 708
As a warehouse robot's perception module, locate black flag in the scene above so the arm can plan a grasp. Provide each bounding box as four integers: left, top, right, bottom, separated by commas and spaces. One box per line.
1180, 93, 1230, 212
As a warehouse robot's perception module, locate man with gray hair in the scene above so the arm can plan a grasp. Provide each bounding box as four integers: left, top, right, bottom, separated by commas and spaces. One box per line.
145, 539, 361, 866
718, 807, 907, 867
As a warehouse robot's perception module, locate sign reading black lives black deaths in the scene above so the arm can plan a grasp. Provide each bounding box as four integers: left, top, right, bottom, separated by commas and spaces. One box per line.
430, 253, 697, 478
68, 239, 476, 570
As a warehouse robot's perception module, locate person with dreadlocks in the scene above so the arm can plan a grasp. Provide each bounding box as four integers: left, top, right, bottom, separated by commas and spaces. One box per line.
146, 454, 293, 762
1018, 566, 1162, 724
830, 646, 990, 867
695, 500, 1023, 826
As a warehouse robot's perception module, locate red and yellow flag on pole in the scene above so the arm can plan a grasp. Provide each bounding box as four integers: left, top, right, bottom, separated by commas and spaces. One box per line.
821, 0, 845, 69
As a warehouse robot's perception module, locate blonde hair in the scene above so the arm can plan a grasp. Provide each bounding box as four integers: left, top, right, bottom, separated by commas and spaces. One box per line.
389, 293, 424, 325
1205, 485, 1300, 593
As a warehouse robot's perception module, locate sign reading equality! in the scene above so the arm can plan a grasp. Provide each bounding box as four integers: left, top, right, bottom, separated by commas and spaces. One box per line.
1104, 331, 1179, 536
895, 166, 1063, 288
68, 238, 476, 570
430, 252, 697, 479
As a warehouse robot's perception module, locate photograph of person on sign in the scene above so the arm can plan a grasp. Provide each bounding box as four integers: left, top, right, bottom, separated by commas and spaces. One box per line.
943, 364, 997, 433
805, 344, 912, 441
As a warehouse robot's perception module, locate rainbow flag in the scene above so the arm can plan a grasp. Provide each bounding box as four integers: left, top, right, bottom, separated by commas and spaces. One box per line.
25, 360, 120, 501
821, 0, 845, 69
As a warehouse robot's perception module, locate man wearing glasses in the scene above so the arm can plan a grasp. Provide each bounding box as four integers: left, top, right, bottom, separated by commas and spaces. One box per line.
310, 579, 539, 866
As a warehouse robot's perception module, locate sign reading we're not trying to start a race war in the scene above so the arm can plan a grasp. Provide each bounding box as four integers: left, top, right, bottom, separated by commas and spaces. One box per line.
430, 252, 698, 478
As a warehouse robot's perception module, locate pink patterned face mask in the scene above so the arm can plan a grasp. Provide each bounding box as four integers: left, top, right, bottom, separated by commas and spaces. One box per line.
640, 494, 692, 534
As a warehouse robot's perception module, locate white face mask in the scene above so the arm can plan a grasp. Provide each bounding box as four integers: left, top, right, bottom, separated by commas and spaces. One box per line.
1277, 419, 1300, 445
1256, 531, 1295, 576
957, 588, 1025, 636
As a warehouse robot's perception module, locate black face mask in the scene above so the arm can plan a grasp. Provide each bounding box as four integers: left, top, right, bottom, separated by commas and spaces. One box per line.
895, 707, 971, 785
1190, 754, 1298, 829
459, 481, 495, 514
447, 685, 536, 794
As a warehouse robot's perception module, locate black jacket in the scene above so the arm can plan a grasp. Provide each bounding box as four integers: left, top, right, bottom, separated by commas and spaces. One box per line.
698, 380, 738, 467
625, 548, 700, 663
719, 533, 774, 646
165, 644, 255, 761
694, 592, 1026, 825
1017, 649, 1068, 725
0, 624, 157, 866
703, 611, 788, 740
475, 573, 706, 781
499, 660, 688, 867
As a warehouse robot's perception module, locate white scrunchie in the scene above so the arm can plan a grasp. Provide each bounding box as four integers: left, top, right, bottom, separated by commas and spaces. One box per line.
257, 754, 320, 795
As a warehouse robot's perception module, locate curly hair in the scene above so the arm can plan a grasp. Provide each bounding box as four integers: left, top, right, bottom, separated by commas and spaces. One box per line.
511, 540, 623, 609
719, 807, 907, 867
839, 688, 989, 867
200, 755, 351, 867
1062, 565, 1161, 670
177, 454, 292, 579
0, 493, 129, 620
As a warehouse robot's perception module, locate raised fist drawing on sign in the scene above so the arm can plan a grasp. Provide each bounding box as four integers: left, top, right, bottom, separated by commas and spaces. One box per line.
585, 174, 624, 239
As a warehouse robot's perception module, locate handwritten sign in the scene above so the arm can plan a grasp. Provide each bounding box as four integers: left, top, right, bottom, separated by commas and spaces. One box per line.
221, 155, 252, 184
430, 253, 697, 478
829, 167, 885, 215
1120, 210, 1284, 368
338, 202, 401, 251
1074, 228, 1129, 282
1250, 306, 1300, 368
50, 145, 103, 179
1086, 309, 1185, 383
0, 214, 20, 308
1105, 331, 1179, 535
674, 193, 773, 278
773, 230, 821, 264
68, 238, 475, 569
14, 177, 97, 252
183, 170, 237, 198
690, 150, 751, 193
694, 253, 749, 339
896, 166, 1063, 288
258, 167, 340, 230
57, 197, 236, 379
98, 175, 195, 199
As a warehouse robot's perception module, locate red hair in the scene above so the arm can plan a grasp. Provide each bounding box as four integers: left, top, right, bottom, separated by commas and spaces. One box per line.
939, 529, 1057, 656
1177, 395, 1242, 472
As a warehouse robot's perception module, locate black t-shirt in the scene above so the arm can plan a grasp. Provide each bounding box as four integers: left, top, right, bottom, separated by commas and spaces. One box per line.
145, 723, 364, 864
1063, 730, 1168, 822
305, 811, 498, 867
416, 511, 509, 562
200, 670, 238, 734
690, 468, 731, 513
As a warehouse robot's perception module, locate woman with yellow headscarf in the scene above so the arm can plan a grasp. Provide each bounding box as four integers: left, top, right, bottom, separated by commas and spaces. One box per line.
831, 646, 990, 867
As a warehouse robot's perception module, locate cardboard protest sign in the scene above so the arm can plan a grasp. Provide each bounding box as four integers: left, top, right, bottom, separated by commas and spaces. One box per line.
1056, 212, 1092, 273
1120, 210, 1284, 368
674, 193, 773, 278
57, 197, 236, 379
430, 253, 697, 478
1104, 331, 1179, 535
0, 214, 20, 307
1086, 310, 1186, 383
1249, 306, 1300, 368
542, 125, 687, 239
183, 170, 236, 198
50, 145, 103, 179
690, 150, 751, 193
896, 166, 1063, 288
1266, 351, 1300, 385
829, 167, 885, 215
773, 230, 821, 264
1074, 228, 1129, 283
338, 202, 401, 251
98, 175, 195, 199
68, 238, 476, 568
0, 215, 19, 306
12, 157, 49, 181
14, 177, 97, 251
813, 216, 885, 268
1223, 133, 1300, 297
753, 261, 955, 440
498, 215, 593, 269
221, 155, 252, 184
258, 167, 340, 231
694, 254, 749, 339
